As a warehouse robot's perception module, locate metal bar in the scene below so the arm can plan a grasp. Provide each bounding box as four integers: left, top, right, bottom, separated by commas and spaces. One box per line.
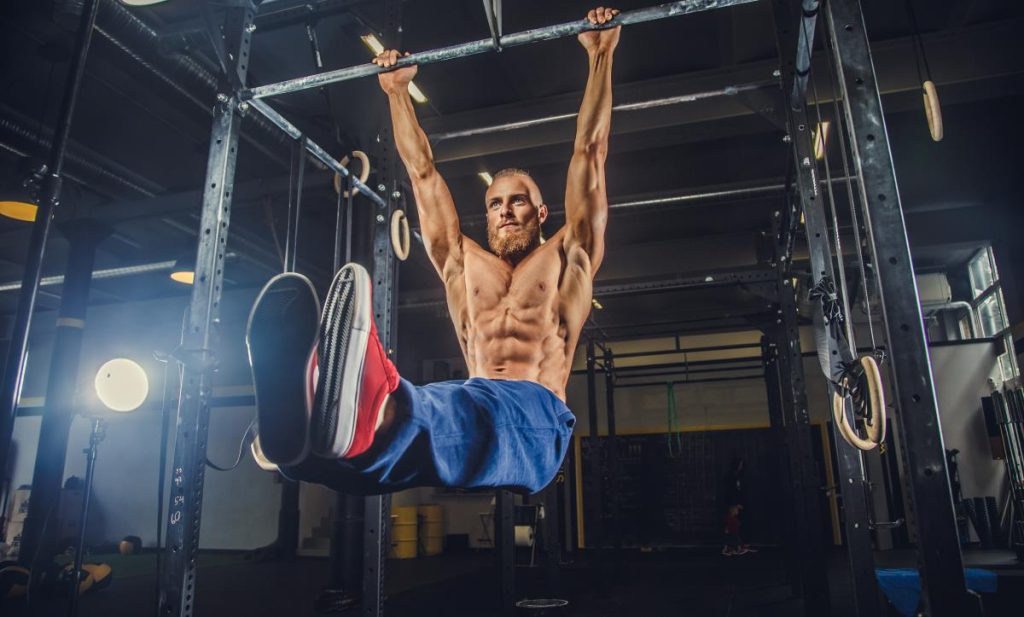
823, 1, 973, 614
244, 98, 387, 208
576, 355, 765, 374
496, 489, 516, 615
68, 418, 103, 617
0, 259, 177, 292
762, 335, 802, 592
0, 0, 101, 490
611, 342, 760, 360
773, 274, 831, 613
363, 6, 400, 612
157, 6, 255, 616
401, 269, 778, 310
451, 176, 852, 229
791, 0, 819, 107
773, 1, 879, 612
245, 0, 760, 100
19, 222, 107, 578
284, 137, 306, 273
614, 375, 765, 388
608, 363, 764, 379
430, 82, 772, 142
603, 349, 622, 553
584, 340, 603, 547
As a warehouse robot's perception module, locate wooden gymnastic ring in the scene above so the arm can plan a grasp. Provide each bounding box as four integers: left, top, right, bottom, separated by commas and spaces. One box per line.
833, 356, 886, 451
333, 150, 371, 197
390, 209, 410, 261
923, 80, 943, 142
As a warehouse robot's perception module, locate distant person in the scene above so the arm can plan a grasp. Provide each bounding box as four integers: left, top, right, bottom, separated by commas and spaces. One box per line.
721, 457, 757, 556
722, 504, 746, 556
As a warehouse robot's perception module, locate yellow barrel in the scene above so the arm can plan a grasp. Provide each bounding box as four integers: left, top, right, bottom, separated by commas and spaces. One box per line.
390, 506, 418, 559
417, 504, 444, 556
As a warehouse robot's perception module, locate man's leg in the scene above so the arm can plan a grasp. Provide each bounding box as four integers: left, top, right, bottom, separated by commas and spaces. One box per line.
282, 377, 576, 494
248, 264, 575, 494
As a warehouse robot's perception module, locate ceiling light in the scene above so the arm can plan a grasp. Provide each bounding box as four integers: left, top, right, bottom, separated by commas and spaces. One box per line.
169, 255, 195, 285
1, 161, 45, 222
592, 298, 603, 310
813, 121, 831, 161
120, 0, 171, 6
94, 358, 149, 412
0, 200, 37, 222
407, 82, 428, 104
478, 172, 493, 186
360, 34, 385, 55
360, 34, 428, 104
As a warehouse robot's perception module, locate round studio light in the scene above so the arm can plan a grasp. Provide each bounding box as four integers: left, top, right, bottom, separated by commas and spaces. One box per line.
94, 358, 149, 412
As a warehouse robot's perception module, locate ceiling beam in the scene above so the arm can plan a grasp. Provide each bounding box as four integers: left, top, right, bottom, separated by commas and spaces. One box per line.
420, 18, 1024, 162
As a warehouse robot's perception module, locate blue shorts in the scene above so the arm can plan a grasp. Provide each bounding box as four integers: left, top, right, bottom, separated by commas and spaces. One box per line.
282, 378, 576, 494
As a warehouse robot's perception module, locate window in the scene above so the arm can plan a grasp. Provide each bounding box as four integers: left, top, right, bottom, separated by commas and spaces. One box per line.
968, 248, 1018, 383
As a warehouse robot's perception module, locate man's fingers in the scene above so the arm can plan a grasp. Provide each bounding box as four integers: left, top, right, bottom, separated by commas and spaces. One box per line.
586, 7, 619, 25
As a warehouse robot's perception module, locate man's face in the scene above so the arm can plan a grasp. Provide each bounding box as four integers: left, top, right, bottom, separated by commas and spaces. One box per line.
484, 174, 548, 262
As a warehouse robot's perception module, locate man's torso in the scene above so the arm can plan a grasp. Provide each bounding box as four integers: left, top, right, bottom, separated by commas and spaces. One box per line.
444, 227, 593, 400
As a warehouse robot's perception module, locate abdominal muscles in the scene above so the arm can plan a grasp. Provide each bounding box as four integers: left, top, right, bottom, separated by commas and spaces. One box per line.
464, 298, 570, 399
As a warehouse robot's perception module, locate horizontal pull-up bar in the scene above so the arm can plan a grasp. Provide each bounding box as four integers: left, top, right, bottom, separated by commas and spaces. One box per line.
244, 0, 761, 100
246, 98, 388, 209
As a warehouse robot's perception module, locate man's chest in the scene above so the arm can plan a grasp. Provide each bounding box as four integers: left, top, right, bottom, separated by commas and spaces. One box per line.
462, 249, 563, 317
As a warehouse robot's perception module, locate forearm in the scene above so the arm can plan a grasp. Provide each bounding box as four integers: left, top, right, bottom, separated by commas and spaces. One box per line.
574, 49, 614, 154
386, 89, 435, 179
385, 87, 461, 269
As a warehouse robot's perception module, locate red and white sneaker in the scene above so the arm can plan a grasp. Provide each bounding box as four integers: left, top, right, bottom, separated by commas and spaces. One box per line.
313, 263, 400, 459
246, 273, 320, 467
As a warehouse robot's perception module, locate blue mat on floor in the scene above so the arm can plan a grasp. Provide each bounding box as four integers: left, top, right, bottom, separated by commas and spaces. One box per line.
876, 568, 996, 616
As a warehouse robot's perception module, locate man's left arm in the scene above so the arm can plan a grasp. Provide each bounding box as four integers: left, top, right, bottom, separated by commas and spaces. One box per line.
563, 7, 620, 276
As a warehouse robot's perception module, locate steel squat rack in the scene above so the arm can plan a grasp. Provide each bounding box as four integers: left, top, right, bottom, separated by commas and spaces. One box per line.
0, 1, 977, 617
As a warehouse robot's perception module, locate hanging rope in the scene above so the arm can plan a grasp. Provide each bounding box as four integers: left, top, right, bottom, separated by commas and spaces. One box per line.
905, 0, 943, 141
667, 382, 683, 458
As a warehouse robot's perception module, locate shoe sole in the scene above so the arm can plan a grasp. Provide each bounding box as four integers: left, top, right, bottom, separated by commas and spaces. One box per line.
246, 273, 320, 466
313, 263, 372, 457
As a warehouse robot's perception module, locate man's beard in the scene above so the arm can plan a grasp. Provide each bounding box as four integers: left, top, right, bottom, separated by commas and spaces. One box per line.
487, 218, 541, 262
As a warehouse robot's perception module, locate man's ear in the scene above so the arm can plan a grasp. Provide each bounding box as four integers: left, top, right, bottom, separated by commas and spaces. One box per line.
537, 203, 549, 224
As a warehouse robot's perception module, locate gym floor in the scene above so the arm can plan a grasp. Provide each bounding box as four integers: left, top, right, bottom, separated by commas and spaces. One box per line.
7, 546, 1022, 616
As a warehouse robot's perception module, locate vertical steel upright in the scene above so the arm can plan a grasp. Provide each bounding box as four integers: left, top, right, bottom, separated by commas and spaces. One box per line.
20, 221, 108, 574
772, 1, 880, 613
761, 334, 802, 589
772, 267, 831, 615
603, 348, 621, 551
157, 4, 255, 617
496, 488, 516, 615
362, 2, 403, 614
0, 0, 100, 490
584, 339, 603, 547
823, 1, 974, 614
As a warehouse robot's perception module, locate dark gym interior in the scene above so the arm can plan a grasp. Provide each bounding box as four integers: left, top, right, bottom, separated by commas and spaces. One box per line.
1, 1, 1024, 616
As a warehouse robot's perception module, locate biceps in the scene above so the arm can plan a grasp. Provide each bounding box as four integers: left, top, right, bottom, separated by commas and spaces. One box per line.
564, 155, 608, 265
411, 172, 462, 267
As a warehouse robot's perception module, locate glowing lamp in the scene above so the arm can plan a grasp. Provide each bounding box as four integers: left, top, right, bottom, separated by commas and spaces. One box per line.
94, 358, 149, 412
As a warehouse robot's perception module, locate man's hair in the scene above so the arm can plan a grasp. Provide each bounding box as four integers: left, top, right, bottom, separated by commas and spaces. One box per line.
493, 167, 532, 181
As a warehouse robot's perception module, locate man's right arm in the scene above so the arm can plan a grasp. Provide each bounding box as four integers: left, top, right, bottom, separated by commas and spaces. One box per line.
376, 50, 464, 282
